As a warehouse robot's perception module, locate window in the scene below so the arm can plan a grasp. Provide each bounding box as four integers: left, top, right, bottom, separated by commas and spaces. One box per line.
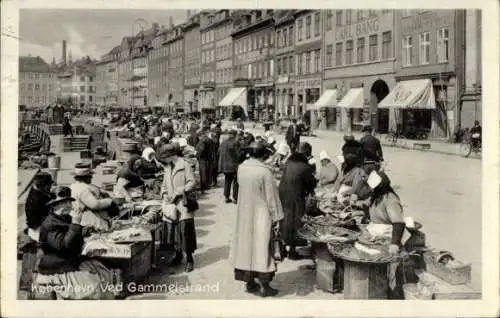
80, 76, 85, 82
305, 52, 311, 74
306, 16, 312, 39
357, 10, 364, 21
34, 84, 40, 90
437, 28, 449, 62
326, 44, 333, 67
35, 96, 40, 103
346, 40, 353, 64
382, 31, 392, 59
402, 36, 413, 66
27, 83, 33, 90
298, 19, 303, 41
270, 33, 274, 47
264, 61, 268, 77
289, 55, 294, 74
369, 10, 377, 17
342, 10, 351, 25
419, 32, 430, 64
402, 9, 411, 17
336, 10, 343, 26
277, 58, 282, 75
283, 56, 288, 74
336, 42, 343, 66
357, 37, 365, 63
297, 54, 303, 74
88, 76, 94, 82
89, 95, 93, 102
314, 12, 320, 36
382, 9, 391, 14
276, 30, 282, 48
283, 28, 288, 47
20, 84, 25, 91
289, 27, 294, 46
369, 34, 378, 61
269, 60, 274, 76
80, 85, 85, 92
326, 10, 333, 30
314, 49, 320, 72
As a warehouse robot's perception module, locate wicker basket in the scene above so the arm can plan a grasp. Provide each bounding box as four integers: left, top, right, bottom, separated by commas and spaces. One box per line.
423, 252, 471, 285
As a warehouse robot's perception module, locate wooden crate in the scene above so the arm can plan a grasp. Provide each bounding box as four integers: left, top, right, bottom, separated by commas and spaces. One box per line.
417, 271, 480, 299
343, 260, 388, 299
423, 252, 471, 285
314, 243, 337, 293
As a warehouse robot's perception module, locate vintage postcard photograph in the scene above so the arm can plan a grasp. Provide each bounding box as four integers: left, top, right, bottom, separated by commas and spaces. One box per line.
1, 0, 499, 317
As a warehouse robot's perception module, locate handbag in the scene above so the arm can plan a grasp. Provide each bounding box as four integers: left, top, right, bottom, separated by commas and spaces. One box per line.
270, 227, 287, 262
183, 191, 199, 212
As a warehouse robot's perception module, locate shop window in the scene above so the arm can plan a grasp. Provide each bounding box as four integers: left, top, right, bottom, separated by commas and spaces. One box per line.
402, 36, 413, 66
326, 44, 333, 67
382, 31, 393, 59
357, 37, 365, 63
335, 42, 343, 66
314, 12, 320, 36
306, 16, 312, 39
336, 10, 343, 26
326, 10, 333, 30
369, 34, 378, 61
346, 40, 353, 64
298, 19, 303, 41
419, 32, 430, 64
437, 28, 449, 62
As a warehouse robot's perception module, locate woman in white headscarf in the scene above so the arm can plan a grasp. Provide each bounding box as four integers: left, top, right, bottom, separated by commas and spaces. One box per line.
316, 150, 340, 191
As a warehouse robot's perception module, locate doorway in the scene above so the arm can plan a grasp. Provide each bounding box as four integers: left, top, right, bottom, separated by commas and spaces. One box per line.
370, 80, 390, 133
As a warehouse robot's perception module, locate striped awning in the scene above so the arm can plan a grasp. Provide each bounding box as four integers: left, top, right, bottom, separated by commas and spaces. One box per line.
378, 79, 436, 109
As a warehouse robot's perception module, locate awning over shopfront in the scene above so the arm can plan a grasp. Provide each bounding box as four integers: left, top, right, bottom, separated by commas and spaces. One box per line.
336, 88, 364, 109
312, 89, 338, 109
378, 79, 436, 109
219, 87, 247, 107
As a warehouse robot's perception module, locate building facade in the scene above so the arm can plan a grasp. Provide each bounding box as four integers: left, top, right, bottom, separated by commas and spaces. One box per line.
213, 10, 234, 118
19, 56, 57, 107
96, 46, 120, 107
117, 37, 135, 107
148, 30, 170, 107
293, 10, 323, 127
183, 13, 202, 114
323, 9, 396, 132
394, 9, 466, 138
164, 25, 185, 112
231, 10, 276, 121
274, 10, 296, 118
200, 12, 217, 115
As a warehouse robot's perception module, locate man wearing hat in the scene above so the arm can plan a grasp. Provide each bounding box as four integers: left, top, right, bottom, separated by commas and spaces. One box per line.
195, 130, 213, 193
25, 172, 55, 242
359, 124, 383, 173
218, 129, 241, 203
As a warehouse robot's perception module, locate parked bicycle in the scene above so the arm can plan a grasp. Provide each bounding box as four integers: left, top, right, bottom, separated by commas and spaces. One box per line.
385, 129, 408, 148
459, 131, 482, 158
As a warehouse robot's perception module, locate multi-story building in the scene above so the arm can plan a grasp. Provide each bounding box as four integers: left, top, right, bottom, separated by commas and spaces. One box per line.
199, 11, 217, 116
96, 45, 120, 107
213, 10, 234, 118
229, 10, 276, 121
183, 13, 202, 114
293, 10, 323, 126
322, 9, 396, 132
274, 10, 296, 118
117, 37, 136, 107
460, 10, 482, 128
148, 28, 170, 107
56, 58, 97, 108
163, 24, 185, 113
388, 9, 466, 138
18, 56, 57, 107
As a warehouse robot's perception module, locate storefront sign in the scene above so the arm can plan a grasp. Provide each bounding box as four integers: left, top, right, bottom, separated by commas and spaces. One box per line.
336, 18, 380, 41
296, 78, 321, 89
401, 12, 453, 35
276, 75, 289, 84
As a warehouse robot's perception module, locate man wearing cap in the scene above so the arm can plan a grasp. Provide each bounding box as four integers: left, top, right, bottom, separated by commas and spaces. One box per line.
218, 129, 241, 203
196, 130, 213, 193
208, 126, 220, 187
285, 118, 300, 154
25, 172, 55, 242
359, 125, 383, 173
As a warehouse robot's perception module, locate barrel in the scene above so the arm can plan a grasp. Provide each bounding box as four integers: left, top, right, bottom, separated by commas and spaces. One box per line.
47, 156, 61, 169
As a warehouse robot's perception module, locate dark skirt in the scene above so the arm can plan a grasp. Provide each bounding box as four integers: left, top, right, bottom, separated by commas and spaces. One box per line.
161, 219, 197, 253
280, 197, 307, 246
234, 269, 275, 283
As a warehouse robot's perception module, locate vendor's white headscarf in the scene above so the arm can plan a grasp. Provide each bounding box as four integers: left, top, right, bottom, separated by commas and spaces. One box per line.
276, 142, 290, 156
142, 147, 155, 162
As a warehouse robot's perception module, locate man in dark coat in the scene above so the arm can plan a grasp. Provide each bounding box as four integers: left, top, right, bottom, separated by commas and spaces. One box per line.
470, 120, 482, 149
278, 142, 317, 260
218, 129, 241, 203
209, 126, 221, 187
187, 126, 199, 147
359, 125, 383, 173
196, 131, 212, 193
25, 172, 55, 239
285, 118, 300, 153
341, 135, 364, 173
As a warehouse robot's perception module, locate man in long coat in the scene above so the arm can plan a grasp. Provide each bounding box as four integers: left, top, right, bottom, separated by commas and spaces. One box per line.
218, 129, 241, 203
231, 143, 283, 297
285, 118, 300, 153
278, 142, 317, 260
196, 131, 212, 193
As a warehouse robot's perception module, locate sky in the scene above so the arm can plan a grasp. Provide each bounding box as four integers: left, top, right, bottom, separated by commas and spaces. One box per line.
19, 9, 191, 63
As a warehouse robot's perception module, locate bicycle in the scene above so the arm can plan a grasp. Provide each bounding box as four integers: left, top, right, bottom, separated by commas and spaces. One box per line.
385, 129, 408, 148
459, 132, 482, 158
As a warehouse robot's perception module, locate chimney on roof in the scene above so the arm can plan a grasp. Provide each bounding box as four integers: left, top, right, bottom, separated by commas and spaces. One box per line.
187, 10, 191, 19
62, 40, 67, 65
169, 16, 174, 28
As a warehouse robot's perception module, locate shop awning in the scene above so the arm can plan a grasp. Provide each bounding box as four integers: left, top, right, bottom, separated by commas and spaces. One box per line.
219, 87, 247, 107
378, 79, 436, 109
337, 88, 364, 109
313, 89, 338, 108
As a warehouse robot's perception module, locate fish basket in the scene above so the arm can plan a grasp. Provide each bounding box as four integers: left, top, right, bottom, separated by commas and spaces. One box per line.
423, 252, 471, 285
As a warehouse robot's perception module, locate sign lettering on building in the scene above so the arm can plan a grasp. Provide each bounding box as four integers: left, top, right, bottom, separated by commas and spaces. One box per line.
335, 19, 380, 41
401, 12, 454, 35
296, 78, 321, 88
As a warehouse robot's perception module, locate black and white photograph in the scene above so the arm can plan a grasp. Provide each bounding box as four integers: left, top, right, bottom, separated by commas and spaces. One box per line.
1, 0, 499, 317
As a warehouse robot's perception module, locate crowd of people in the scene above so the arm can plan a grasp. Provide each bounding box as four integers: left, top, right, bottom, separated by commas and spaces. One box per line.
20, 107, 418, 299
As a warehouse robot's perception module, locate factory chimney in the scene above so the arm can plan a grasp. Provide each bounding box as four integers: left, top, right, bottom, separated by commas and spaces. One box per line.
62, 40, 67, 65
169, 16, 174, 28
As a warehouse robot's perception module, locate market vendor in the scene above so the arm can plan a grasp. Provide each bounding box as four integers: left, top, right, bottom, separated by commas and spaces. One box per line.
70, 163, 123, 232
316, 150, 339, 191
365, 170, 410, 299
138, 147, 162, 179
265, 141, 290, 168
36, 186, 115, 300
114, 156, 146, 202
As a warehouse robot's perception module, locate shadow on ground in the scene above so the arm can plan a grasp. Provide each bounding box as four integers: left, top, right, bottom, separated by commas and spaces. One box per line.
195, 218, 216, 227
194, 245, 230, 269
272, 264, 318, 297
